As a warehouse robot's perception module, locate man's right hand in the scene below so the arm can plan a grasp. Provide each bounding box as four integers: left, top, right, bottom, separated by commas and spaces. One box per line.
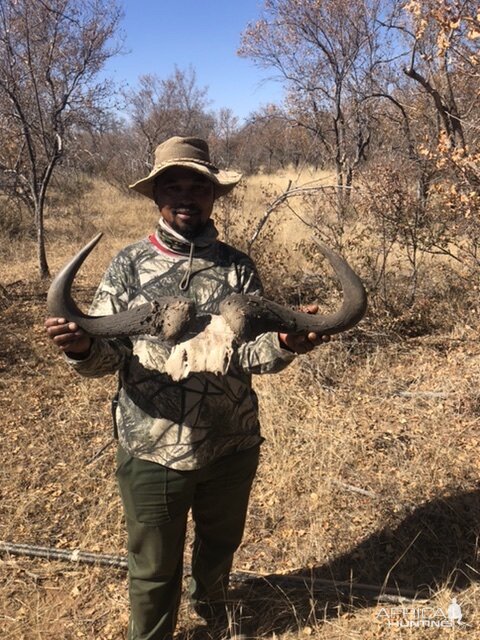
44, 317, 92, 356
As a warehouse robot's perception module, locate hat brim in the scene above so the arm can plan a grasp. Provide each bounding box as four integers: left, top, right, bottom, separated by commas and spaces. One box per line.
129, 161, 242, 200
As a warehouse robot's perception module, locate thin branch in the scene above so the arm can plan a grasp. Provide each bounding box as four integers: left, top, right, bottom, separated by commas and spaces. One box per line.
0, 540, 431, 603
330, 478, 378, 499
247, 184, 356, 253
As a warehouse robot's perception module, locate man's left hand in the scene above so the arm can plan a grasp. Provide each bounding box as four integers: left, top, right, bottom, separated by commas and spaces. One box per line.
278, 304, 330, 354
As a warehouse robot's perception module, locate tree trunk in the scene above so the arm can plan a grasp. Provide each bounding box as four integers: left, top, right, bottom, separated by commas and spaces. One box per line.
416, 171, 430, 210
344, 165, 353, 202
35, 202, 50, 278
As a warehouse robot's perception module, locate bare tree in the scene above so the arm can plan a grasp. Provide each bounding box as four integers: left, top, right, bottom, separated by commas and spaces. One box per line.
127, 66, 215, 171
229, 104, 312, 173
386, 0, 480, 152
211, 108, 240, 166
0, 0, 122, 277
378, 1, 480, 266
239, 0, 391, 213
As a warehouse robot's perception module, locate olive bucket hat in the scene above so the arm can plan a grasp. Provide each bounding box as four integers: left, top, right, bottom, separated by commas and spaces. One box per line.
129, 136, 242, 200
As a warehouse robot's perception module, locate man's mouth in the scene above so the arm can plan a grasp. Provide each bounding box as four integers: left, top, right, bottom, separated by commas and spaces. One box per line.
173, 207, 201, 221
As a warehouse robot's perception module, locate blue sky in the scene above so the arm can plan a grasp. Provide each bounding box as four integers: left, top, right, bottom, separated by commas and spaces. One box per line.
104, 0, 284, 122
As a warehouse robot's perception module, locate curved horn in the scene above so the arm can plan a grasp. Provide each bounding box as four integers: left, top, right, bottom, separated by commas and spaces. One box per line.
219, 241, 367, 342
47, 233, 195, 342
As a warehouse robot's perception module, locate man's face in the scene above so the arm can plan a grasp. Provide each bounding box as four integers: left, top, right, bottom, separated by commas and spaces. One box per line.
154, 167, 215, 239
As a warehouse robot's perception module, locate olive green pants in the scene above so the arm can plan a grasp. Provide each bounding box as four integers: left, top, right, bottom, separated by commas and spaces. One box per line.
116, 445, 260, 640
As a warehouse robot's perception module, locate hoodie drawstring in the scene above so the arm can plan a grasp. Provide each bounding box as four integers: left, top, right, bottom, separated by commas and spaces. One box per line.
179, 242, 195, 291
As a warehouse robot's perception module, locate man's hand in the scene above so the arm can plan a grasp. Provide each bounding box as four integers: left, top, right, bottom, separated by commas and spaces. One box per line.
278, 304, 330, 354
44, 317, 92, 356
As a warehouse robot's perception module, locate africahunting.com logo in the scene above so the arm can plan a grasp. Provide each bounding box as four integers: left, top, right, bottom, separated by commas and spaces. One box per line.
376, 598, 467, 628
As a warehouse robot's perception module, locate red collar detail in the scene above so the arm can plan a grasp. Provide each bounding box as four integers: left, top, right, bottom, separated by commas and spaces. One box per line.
148, 234, 179, 257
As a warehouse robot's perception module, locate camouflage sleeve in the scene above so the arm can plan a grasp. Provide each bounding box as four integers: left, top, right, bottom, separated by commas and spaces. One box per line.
236, 257, 296, 374
237, 331, 296, 374
64, 252, 133, 377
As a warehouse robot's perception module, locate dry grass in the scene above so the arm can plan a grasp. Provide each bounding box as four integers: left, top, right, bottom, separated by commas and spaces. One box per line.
1, 172, 480, 639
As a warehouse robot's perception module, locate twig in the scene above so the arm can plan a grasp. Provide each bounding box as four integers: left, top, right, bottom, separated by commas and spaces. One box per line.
0, 540, 430, 603
85, 438, 115, 465
381, 531, 422, 596
0, 541, 128, 570
393, 391, 455, 399
234, 571, 428, 603
247, 180, 292, 253
376, 593, 429, 604
0, 282, 10, 297
247, 183, 356, 253
329, 478, 378, 499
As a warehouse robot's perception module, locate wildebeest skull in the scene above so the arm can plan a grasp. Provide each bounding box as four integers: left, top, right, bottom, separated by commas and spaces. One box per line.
47, 233, 367, 379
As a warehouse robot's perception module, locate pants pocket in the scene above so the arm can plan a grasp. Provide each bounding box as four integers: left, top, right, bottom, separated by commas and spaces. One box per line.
117, 453, 193, 526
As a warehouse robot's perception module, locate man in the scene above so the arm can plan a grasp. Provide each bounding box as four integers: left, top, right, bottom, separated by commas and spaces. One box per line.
45, 137, 325, 640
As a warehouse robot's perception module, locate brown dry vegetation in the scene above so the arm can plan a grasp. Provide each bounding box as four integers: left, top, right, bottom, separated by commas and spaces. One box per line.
1, 172, 480, 639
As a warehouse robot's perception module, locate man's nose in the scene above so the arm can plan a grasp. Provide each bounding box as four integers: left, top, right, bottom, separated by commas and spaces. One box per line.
175, 187, 196, 202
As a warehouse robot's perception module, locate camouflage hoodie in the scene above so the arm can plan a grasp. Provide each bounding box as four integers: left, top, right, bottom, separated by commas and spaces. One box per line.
66, 223, 296, 470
